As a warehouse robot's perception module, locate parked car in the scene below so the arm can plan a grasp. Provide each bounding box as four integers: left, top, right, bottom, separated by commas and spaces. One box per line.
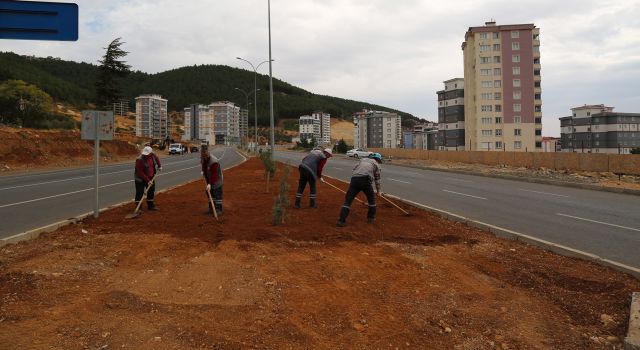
346, 148, 373, 158
190, 146, 199, 153
168, 143, 185, 155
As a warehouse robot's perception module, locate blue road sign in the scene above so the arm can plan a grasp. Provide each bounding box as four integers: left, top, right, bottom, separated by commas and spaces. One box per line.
0, 1, 78, 41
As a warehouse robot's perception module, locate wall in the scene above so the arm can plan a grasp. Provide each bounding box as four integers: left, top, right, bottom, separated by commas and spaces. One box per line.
369, 148, 640, 175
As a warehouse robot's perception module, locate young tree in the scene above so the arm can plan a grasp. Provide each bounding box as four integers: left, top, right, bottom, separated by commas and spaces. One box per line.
95, 38, 131, 109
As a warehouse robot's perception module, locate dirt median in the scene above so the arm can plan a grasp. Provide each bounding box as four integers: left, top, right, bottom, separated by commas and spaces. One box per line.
0, 157, 638, 349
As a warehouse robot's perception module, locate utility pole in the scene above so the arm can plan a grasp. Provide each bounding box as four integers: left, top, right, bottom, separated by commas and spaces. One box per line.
268, 0, 275, 159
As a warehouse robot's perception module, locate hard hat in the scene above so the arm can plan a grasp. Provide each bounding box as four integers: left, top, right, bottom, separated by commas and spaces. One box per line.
324, 148, 333, 157
369, 152, 382, 163
142, 146, 153, 156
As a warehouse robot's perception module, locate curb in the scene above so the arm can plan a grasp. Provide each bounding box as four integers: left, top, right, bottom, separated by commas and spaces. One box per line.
0, 149, 247, 248
390, 162, 640, 197
628, 292, 640, 350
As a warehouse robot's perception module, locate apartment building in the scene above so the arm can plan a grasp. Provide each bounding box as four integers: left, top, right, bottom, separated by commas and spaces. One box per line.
210, 101, 241, 145
353, 109, 402, 149
559, 105, 640, 154
183, 104, 215, 145
135, 94, 168, 138
437, 78, 465, 150
111, 99, 129, 117
462, 21, 542, 151
299, 111, 331, 145
406, 122, 438, 150
239, 108, 249, 144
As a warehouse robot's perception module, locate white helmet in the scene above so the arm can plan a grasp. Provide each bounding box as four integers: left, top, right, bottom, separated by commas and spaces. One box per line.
142, 146, 153, 156
324, 148, 333, 157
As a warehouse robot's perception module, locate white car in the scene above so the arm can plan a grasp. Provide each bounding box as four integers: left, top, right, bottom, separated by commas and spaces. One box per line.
168, 143, 185, 155
346, 148, 373, 158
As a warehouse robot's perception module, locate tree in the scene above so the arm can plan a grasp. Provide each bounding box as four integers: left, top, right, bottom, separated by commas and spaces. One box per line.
0, 80, 53, 127
95, 38, 131, 109
336, 138, 350, 153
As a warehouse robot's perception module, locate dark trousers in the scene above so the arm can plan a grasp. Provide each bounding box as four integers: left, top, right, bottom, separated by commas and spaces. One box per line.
339, 176, 376, 222
134, 180, 155, 208
295, 167, 316, 202
207, 186, 223, 213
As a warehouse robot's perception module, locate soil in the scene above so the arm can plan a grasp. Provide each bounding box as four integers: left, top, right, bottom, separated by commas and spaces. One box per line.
0, 126, 144, 173
1, 157, 638, 349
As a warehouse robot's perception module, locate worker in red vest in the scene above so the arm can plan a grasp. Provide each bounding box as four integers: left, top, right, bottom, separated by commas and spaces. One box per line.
201, 147, 223, 214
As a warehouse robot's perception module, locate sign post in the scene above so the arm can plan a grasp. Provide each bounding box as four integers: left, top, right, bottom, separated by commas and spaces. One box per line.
81, 111, 114, 218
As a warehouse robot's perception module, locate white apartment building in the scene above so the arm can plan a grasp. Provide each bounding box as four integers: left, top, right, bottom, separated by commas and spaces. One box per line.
210, 101, 241, 145
183, 104, 215, 145
135, 94, 168, 139
353, 109, 402, 149
299, 111, 331, 145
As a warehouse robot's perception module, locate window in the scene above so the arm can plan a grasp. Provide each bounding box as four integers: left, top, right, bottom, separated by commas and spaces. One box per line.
535, 117, 542, 124
493, 32, 500, 39
513, 104, 522, 112
481, 105, 493, 112
480, 69, 492, 76
495, 105, 502, 112
534, 81, 541, 88
534, 58, 540, 64
514, 116, 521, 123
494, 80, 502, 88
387, 123, 391, 127
512, 42, 520, 50
512, 55, 520, 63
535, 129, 542, 136
511, 30, 520, 38
535, 93, 541, 100
493, 56, 501, 63
533, 46, 540, 53
481, 117, 492, 124
480, 44, 491, 52
495, 129, 503, 136
493, 44, 501, 51
495, 117, 503, 124
481, 93, 493, 100
534, 69, 541, 76
535, 105, 542, 112
514, 129, 522, 136
496, 141, 503, 149
480, 33, 488, 39
513, 79, 521, 87
533, 33, 539, 40
482, 130, 493, 136
513, 91, 521, 99
494, 68, 501, 76
494, 92, 502, 100
513, 67, 520, 75
514, 141, 522, 149
387, 128, 391, 133
481, 80, 493, 88
535, 141, 542, 148
480, 56, 491, 64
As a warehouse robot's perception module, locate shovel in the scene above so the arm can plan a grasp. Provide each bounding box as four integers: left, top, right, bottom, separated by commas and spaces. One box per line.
204, 178, 219, 221
125, 175, 157, 219
322, 179, 365, 204
378, 193, 411, 216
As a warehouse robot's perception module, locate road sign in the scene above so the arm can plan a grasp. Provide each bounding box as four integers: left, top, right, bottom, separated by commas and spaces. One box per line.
0, 1, 78, 41
81, 110, 114, 141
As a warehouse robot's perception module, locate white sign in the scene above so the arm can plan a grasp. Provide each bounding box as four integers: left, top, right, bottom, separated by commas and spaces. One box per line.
81, 110, 114, 140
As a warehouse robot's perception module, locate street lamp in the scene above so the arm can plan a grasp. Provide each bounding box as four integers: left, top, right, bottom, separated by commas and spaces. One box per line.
234, 87, 259, 146
267, 0, 275, 159
236, 57, 272, 151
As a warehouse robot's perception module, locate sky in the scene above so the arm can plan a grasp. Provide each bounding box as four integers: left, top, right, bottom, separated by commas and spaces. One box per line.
3, 0, 640, 136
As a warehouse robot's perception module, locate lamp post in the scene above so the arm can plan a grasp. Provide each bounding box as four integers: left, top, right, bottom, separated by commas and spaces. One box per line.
236, 57, 272, 151
234, 87, 257, 147
267, 0, 275, 159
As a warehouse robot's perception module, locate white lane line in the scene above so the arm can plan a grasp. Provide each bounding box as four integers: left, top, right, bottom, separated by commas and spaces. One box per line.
447, 178, 474, 183
388, 178, 412, 184
333, 167, 343, 170
442, 189, 487, 200
557, 213, 640, 232
0, 157, 199, 191
0, 165, 200, 209
520, 189, 569, 198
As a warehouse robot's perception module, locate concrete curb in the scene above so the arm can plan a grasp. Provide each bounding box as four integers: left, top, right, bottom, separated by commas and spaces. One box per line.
0, 150, 247, 248
389, 162, 640, 197
628, 292, 640, 350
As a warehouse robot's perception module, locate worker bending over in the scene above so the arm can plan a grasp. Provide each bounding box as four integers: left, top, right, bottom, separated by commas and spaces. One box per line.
134, 146, 162, 211
201, 147, 223, 215
336, 153, 382, 227
295, 147, 333, 208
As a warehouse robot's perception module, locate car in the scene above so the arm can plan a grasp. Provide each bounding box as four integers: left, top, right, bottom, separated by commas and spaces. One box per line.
190, 146, 198, 153
346, 148, 373, 158
168, 143, 185, 155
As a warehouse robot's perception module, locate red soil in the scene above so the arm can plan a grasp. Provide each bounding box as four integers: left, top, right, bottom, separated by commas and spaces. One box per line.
0, 157, 638, 349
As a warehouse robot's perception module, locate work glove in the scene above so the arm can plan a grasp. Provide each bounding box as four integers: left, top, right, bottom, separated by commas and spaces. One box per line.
158, 167, 162, 172
206, 184, 211, 191
320, 178, 325, 183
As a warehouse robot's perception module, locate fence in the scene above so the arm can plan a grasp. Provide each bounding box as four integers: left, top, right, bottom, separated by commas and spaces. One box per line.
368, 148, 640, 176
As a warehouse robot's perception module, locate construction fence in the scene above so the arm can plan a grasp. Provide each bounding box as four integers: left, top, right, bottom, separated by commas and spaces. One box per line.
368, 148, 640, 176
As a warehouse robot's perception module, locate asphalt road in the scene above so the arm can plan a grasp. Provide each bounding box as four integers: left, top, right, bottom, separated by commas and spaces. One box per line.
0, 147, 245, 239
276, 151, 640, 269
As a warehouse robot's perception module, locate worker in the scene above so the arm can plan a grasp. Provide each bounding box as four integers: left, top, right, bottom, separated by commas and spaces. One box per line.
201, 147, 223, 215
295, 147, 333, 208
134, 146, 162, 211
336, 152, 382, 227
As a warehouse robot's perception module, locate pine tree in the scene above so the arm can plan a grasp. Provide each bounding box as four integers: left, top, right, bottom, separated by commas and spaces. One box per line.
95, 38, 131, 109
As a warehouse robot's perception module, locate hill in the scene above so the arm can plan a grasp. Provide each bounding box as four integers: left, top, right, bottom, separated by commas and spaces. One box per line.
0, 51, 419, 127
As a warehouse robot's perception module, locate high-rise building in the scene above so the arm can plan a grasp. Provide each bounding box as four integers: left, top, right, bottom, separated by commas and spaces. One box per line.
353, 110, 402, 149
462, 21, 542, 151
559, 104, 640, 154
437, 78, 465, 150
183, 104, 215, 145
299, 111, 331, 145
111, 99, 130, 117
239, 108, 249, 144
135, 94, 168, 139
210, 101, 241, 145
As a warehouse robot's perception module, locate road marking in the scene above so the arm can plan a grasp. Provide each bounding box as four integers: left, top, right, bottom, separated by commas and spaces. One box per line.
333, 167, 343, 170
519, 189, 569, 198
442, 189, 487, 200
557, 213, 640, 232
447, 178, 474, 183
0, 165, 200, 209
389, 178, 412, 184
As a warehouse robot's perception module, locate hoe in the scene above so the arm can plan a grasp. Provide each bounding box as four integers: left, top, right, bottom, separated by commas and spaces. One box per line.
125, 174, 157, 219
